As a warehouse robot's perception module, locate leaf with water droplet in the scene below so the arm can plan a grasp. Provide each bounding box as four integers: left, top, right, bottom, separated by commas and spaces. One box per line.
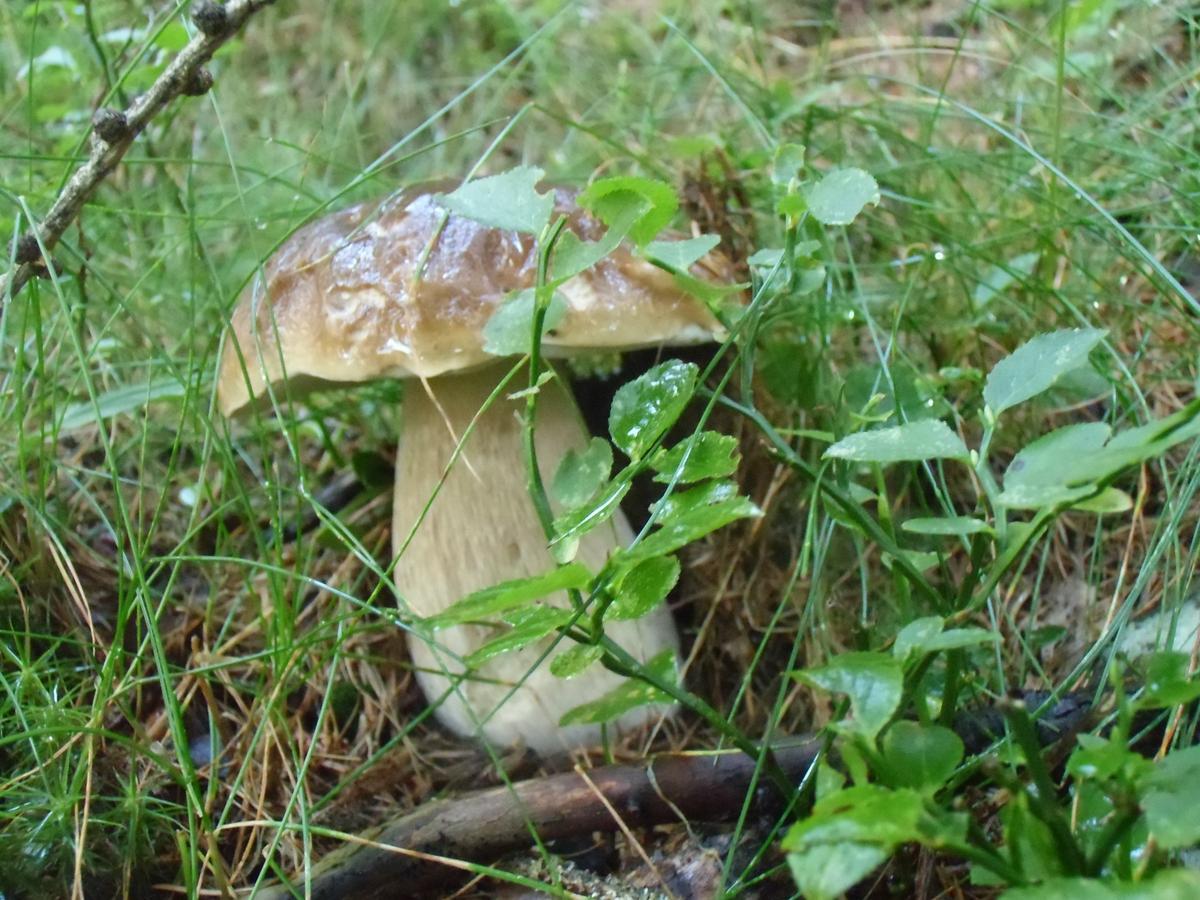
609, 360, 699, 460
559, 649, 677, 725
438, 166, 555, 235
983, 328, 1107, 417
608, 555, 680, 621
650, 431, 740, 484
825, 419, 968, 464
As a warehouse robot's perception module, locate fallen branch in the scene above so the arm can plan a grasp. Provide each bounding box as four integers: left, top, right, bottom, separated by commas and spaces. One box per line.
2, 0, 277, 306
257, 739, 822, 900
257, 691, 1097, 898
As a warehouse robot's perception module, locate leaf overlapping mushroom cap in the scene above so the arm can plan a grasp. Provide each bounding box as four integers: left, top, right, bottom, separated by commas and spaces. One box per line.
217, 183, 729, 412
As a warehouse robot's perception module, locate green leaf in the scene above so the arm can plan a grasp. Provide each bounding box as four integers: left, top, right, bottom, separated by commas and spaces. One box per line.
650, 431, 740, 484
983, 328, 1107, 417
552, 438, 613, 509
1138, 652, 1200, 709
559, 649, 676, 726
650, 479, 742, 521
901, 516, 991, 536
1002, 870, 1200, 899
999, 401, 1200, 509
803, 168, 880, 226
825, 419, 969, 464
464, 607, 572, 667
425, 563, 591, 629
438, 166, 555, 235
60, 376, 186, 431
552, 201, 644, 282
625, 494, 760, 566
1070, 487, 1133, 514
577, 176, 678, 246
1067, 733, 1145, 782
550, 643, 603, 678
645, 234, 720, 270
609, 360, 699, 460
608, 556, 680, 621
894, 617, 996, 664
999, 422, 1112, 509
482, 289, 568, 356
793, 653, 903, 741
551, 475, 631, 551
786, 842, 889, 900
772, 142, 806, 184
894, 617, 946, 663
878, 722, 963, 793
1141, 745, 1200, 853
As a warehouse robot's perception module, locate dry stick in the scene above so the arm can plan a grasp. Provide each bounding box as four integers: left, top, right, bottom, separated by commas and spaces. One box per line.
257, 740, 822, 900
1, 0, 277, 305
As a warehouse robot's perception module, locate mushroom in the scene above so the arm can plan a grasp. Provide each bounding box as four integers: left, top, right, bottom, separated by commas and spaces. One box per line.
217, 182, 732, 754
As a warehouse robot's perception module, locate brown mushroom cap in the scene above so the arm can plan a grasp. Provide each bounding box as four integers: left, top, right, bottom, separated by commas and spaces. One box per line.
216, 183, 731, 415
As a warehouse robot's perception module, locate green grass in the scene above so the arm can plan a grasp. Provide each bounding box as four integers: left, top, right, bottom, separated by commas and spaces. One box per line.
2, 0, 1199, 896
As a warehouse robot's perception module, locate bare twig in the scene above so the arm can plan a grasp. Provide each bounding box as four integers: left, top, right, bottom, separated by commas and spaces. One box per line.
256, 739, 822, 900
2, 0, 277, 306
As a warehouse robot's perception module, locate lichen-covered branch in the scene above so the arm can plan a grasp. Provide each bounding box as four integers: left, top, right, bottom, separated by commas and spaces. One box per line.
2, 0, 277, 306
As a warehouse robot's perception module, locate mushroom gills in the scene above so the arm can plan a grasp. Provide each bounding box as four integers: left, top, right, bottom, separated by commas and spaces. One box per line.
392, 364, 678, 754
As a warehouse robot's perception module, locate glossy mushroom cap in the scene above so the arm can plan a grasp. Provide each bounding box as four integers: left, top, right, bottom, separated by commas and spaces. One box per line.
216, 183, 731, 414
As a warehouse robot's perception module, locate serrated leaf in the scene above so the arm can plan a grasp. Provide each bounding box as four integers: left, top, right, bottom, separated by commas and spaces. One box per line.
552, 438, 613, 509
438, 166, 554, 235
551, 475, 631, 550
625, 494, 760, 566
804, 168, 880, 226
650, 431, 740, 484
983, 328, 1107, 417
793, 653, 903, 741
901, 516, 991, 536
577, 176, 678, 246
550, 643, 603, 678
645, 234, 720, 270
425, 563, 591, 629
608, 555, 680, 621
609, 360, 698, 460
552, 200, 644, 283
559, 649, 676, 726
650, 479, 741, 521
464, 607, 572, 667
482, 289, 568, 357
825, 419, 968, 464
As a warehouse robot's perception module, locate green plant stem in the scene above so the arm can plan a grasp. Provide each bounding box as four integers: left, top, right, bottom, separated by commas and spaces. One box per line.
1084, 798, 1142, 877
597, 635, 794, 797
998, 700, 1089, 876
522, 216, 569, 543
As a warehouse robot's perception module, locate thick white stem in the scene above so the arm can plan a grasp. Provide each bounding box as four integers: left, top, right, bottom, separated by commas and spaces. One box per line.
392, 364, 678, 754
